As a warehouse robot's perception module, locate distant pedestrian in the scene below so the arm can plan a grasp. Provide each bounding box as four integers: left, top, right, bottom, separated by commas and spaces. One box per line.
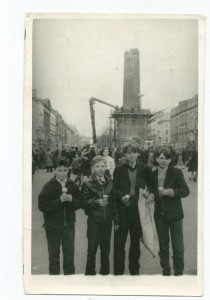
169, 145, 178, 166
102, 147, 115, 179
38, 157, 81, 275
114, 147, 123, 166
89, 146, 96, 160
33, 150, 40, 170
112, 147, 117, 161
182, 147, 186, 166
147, 146, 155, 169
32, 156, 37, 180
45, 149, 53, 172
187, 146, 198, 182
39, 150, 46, 169
70, 152, 82, 185
81, 148, 92, 182
151, 147, 190, 276
81, 156, 115, 275
141, 148, 149, 165
52, 150, 59, 170
177, 149, 184, 167
119, 154, 127, 165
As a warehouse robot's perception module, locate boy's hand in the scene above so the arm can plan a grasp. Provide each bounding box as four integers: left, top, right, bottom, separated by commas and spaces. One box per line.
158, 187, 164, 198
114, 224, 119, 232
162, 189, 174, 197
60, 194, 72, 202
142, 190, 149, 199
65, 194, 73, 202
98, 198, 108, 207
158, 188, 174, 198
145, 193, 155, 207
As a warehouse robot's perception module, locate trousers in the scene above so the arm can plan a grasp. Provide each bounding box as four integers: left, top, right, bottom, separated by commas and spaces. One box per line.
46, 226, 75, 275
114, 212, 141, 275
85, 217, 112, 275
155, 216, 184, 275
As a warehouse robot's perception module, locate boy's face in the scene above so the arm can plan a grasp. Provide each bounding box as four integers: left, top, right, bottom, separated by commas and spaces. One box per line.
55, 165, 69, 181
156, 153, 171, 169
126, 151, 138, 164
93, 161, 106, 177
103, 149, 109, 157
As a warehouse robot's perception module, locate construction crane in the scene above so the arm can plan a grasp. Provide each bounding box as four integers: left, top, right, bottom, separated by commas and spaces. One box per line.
89, 97, 118, 145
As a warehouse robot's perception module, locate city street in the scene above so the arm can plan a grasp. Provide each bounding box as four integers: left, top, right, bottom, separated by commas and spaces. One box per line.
31, 167, 197, 275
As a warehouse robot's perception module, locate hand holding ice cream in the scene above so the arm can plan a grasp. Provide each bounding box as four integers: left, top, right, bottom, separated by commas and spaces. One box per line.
60, 187, 72, 202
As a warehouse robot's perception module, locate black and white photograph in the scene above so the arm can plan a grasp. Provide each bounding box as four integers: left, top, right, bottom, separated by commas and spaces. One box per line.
23, 13, 204, 295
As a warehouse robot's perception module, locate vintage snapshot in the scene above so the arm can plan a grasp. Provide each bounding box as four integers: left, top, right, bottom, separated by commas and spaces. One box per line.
24, 13, 204, 295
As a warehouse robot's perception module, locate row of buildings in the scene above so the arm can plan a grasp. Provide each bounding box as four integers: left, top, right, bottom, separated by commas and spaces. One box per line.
32, 89, 89, 151
147, 94, 198, 149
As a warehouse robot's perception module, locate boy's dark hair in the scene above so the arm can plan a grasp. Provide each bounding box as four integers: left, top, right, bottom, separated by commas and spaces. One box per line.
55, 156, 69, 168
122, 142, 140, 154
91, 155, 106, 166
155, 147, 172, 160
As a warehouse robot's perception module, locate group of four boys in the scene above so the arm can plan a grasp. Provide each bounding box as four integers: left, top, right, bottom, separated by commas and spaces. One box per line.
38, 142, 190, 276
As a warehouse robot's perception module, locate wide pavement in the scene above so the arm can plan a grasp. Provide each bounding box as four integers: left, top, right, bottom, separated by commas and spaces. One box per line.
31, 166, 197, 275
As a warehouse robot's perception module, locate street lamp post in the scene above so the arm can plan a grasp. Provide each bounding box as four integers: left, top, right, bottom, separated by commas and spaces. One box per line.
157, 130, 160, 146
109, 116, 112, 149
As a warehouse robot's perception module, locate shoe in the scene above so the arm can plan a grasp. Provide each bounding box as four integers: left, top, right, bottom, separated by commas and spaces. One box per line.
174, 272, 183, 276
100, 272, 109, 275
163, 272, 171, 276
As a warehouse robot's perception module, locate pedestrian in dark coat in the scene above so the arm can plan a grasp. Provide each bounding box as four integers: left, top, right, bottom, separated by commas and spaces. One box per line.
81, 148, 92, 181
70, 153, 82, 185
38, 157, 81, 275
182, 147, 186, 165
141, 148, 149, 165
45, 149, 53, 172
169, 145, 178, 166
81, 156, 116, 275
187, 147, 198, 182
89, 146, 96, 160
113, 142, 154, 275
151, 147, 190, 276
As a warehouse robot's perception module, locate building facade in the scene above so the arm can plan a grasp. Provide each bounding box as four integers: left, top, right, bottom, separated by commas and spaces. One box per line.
148, 108, 172, 147
32, 95, 45, 150
32, 89, 82, 152
55, 111, 64, 151
66, 125, 74, 148
170, 95, 198, 148
50, 109, 57, 150
39, 99, 52, 150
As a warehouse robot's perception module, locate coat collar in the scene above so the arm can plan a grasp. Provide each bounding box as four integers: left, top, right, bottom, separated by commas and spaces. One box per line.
50, 175, 74, 185
88, 173, 111, 185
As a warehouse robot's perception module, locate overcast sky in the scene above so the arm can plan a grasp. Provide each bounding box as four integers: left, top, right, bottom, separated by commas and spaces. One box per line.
33, 17, 198, 137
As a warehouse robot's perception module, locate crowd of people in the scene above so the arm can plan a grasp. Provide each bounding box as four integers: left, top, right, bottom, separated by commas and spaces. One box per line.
36, 141, 197, 276
32, 143, 198, 183
32, 144, 114, 183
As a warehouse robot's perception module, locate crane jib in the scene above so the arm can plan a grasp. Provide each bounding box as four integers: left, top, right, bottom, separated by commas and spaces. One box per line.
89, 97, 117, 145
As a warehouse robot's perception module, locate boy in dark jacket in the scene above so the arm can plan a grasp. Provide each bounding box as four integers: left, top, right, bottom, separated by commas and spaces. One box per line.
81, 156, 115, 275
38, 157, 81, 275
113, 142, 154, 275
152, 147, 190, 276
